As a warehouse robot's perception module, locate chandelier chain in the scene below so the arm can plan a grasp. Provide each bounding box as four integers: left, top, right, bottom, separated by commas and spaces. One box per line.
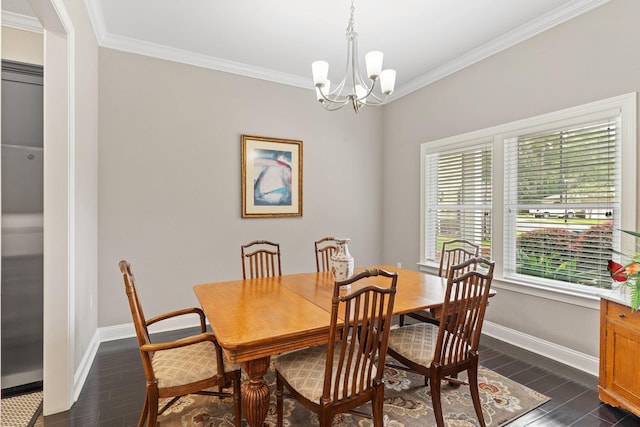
347, 0, 356, 34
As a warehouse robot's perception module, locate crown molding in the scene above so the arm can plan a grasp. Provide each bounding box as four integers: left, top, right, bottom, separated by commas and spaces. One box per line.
84, 0, 312, 89
84, 0, 107, 43
84, 0, 609, 99
391, 0, 610, 99
100, 32, 313, 89
1, 10, 43, 33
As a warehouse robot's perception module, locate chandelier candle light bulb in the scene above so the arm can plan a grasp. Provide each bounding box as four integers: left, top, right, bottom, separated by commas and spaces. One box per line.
312, 61, 329, 87
365, 51, 383, 78
312, 0, 396, 112
380, 69, 397, 95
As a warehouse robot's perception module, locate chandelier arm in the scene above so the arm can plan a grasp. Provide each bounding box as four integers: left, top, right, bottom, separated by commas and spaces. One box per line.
329, 76, 347, 99
353, 77, 377, 103
322, 100, 351, 111
318, 77, 348, 104
362, 90, 388, 104
352, 98, 362, 113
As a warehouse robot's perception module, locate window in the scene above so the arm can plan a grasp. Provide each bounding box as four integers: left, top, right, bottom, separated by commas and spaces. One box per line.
420, 93, 636, 297
423, 143, 492, 263
504, 118, 619, 289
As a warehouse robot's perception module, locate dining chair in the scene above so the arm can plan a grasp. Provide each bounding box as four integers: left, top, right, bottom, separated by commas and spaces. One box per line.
274, 268, 398, 427
118, 260, 242, 427
399, 238, 480, 326
241, 239, 282, 279
386, 257, 495, 427
438, 238, 481, 278
314, 236, 338, 272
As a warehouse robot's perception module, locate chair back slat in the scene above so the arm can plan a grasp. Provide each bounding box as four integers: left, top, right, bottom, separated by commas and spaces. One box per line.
314, 237, 338, 272
438, 239, 480, 278
323, 268, 397, 403
434, 257, 494, 367
241, 240, 282, 279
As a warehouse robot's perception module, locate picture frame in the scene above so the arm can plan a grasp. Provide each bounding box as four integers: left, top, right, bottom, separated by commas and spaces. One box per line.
241, 135, 303, 218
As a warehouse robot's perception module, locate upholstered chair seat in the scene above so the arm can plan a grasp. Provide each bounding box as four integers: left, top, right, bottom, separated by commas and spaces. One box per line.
274, 344, 375, 403
152, 341, 241, 389
386, 323, 439, 367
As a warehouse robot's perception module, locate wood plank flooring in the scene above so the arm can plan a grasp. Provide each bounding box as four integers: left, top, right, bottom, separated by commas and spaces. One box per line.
31, 328, 640, 426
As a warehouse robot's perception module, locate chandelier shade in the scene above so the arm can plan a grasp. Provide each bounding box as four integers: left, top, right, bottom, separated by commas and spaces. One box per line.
312, 0, 396, 113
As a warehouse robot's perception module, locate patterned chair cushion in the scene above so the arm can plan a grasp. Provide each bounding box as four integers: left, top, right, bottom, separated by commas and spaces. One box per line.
152, 341, 239, 389
387, 323, 439, 366
274, 344, 376, 403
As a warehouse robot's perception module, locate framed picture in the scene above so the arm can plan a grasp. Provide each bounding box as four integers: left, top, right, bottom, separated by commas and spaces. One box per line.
241, 135, 303, 218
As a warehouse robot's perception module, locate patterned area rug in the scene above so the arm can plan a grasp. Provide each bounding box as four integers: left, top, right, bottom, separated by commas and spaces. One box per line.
155, 360, 549, 426
1, 391, 43, 427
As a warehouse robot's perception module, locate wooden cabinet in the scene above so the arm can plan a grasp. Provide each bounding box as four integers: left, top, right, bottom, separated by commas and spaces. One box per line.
599, 298, 640, 417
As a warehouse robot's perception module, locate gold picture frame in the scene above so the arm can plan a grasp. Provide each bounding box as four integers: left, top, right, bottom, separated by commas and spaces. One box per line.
241, 135, 303, 218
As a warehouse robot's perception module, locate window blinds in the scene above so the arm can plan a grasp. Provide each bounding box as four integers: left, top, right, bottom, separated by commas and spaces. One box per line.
504, 117, 620, 288
425, 144, 492, 261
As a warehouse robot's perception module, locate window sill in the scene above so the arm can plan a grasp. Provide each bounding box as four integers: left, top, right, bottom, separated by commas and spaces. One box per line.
493, 277, 603, 310
417, 261, 609, 310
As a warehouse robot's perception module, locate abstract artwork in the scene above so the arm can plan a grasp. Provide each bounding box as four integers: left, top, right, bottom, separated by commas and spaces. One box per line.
241, 135, 302, 218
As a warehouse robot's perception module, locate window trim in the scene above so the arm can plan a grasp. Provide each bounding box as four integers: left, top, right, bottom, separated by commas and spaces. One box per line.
419, 92, 637, 301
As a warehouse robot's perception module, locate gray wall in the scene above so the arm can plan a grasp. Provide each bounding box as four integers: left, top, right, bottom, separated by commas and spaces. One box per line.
92, 0, 639, 362
382, 0, 640, 359
98, 49, 385, 327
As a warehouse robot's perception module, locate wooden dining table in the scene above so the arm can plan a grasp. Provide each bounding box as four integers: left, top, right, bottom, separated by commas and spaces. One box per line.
193, 265, 455, 427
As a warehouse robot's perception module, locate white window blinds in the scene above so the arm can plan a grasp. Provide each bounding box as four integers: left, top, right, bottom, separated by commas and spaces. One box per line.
504, 117, 620, 288
425, 144, 492, 262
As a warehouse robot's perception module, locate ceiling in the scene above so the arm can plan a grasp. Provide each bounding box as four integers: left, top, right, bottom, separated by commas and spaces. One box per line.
3, 0, 608, 99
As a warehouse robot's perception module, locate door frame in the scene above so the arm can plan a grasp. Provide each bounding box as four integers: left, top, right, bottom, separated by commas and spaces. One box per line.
23, 0, 76, 414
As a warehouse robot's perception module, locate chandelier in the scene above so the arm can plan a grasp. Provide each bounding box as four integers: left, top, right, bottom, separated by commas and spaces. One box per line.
311, 0, 396, 113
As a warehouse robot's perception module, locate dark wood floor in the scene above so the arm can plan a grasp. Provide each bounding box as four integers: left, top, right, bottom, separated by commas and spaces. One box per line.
34, 328, 640, 426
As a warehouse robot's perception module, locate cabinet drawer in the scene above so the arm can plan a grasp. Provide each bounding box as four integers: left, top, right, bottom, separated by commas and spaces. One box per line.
605, 299, 640, 330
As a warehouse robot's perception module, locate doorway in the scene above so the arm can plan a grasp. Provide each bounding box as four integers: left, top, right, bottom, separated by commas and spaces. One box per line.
1, 60, 44, 394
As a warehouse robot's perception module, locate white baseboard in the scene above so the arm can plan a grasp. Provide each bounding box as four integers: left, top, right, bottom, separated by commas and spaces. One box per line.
72, 316, 202, 401
98, 315, 203, 343
73, 331, 100, 402
482, 320, 599, 376
72, 318, 598, 401
98, 323, 136, 342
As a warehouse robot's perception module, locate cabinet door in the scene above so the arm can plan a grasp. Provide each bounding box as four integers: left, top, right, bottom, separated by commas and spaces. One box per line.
604, 309, 640, 408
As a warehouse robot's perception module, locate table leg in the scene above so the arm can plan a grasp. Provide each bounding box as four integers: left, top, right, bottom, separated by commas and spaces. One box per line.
242, 356, 271, 427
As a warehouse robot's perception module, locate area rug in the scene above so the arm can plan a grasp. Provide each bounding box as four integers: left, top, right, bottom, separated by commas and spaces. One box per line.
1, 391, 43, 427
156, 360, 549, 426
